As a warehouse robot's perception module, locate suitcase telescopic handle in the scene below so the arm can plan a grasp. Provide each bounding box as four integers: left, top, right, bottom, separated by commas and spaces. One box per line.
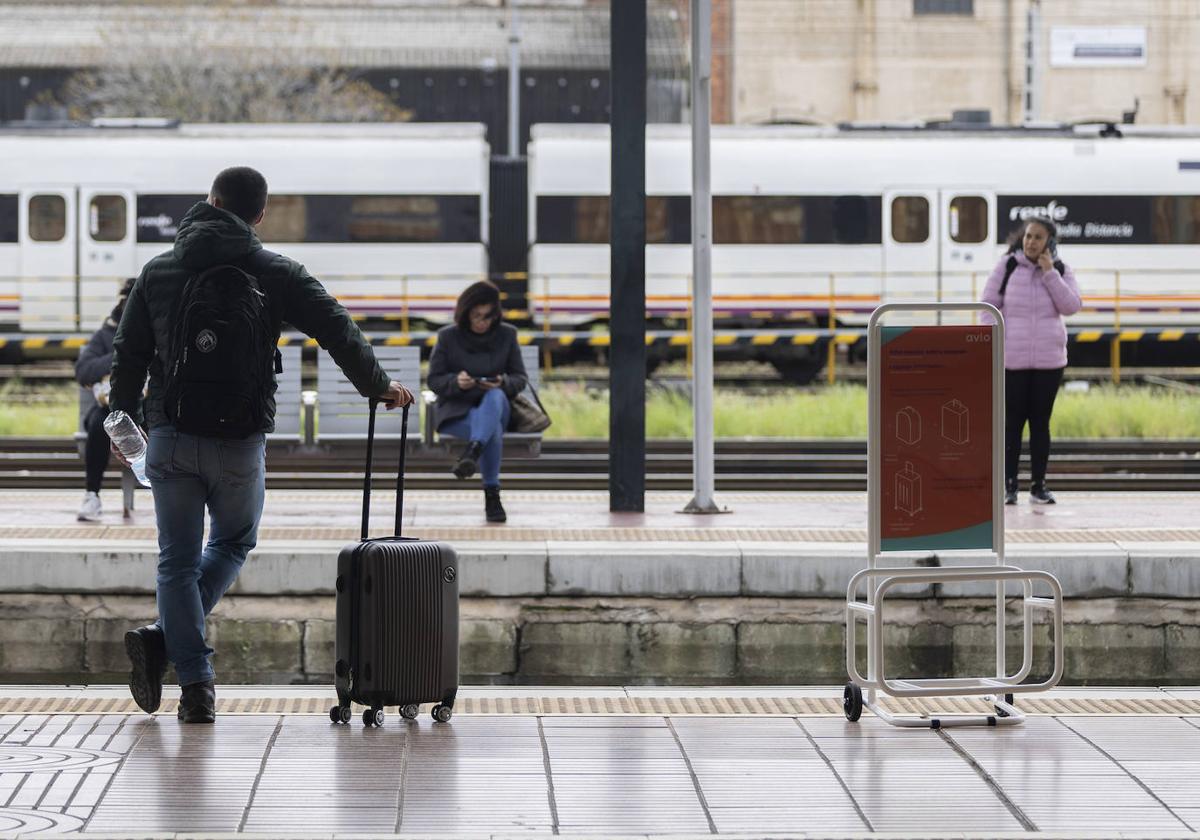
362, 399, 409, 541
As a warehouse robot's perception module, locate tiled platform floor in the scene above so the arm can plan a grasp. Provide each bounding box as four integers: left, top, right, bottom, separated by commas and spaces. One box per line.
1, 489, 1197, 544
2, 689, 1200, 838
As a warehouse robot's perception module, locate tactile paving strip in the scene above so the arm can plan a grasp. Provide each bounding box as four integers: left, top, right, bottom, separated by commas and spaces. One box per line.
3, 525, 1198, 542
2, 695, 1199, 717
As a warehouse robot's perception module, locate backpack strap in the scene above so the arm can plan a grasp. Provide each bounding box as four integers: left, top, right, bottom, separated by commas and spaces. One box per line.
242, 248, 283, 373
998, 255, 1019, 300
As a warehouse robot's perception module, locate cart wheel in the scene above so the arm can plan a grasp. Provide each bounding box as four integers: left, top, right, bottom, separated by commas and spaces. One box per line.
843, 683, 863, 723
329, 705, 342, 723
401, 704, 419, 720
432, 704, 453, 723
362, 708, 384, 727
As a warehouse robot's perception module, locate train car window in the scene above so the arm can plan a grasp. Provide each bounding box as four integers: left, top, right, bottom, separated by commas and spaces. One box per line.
1151, 196, 1200, 245
536, 196, 690, 244
949, 196, 987, 243
256, 195, 307, 243
137, 195, 205, 243
0, 195, 17, 243
89, 195, 127, 242
306, 195, 480, 243
891, 196, 929, 243
714, 196, 881, 244
29, 194, 67, 242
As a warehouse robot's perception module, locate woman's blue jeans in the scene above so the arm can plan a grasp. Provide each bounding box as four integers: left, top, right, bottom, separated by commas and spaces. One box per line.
146, 427, 266, 686
440, 388, 510, 488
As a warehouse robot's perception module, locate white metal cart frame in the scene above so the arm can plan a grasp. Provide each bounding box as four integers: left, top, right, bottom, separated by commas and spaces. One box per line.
845, 302, 1064, 728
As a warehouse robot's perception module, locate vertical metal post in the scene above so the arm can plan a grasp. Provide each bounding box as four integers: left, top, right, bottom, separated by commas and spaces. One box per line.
609, 0, 647, 512
826, 273, 837, 386
1111, 270, 1122, 385
507, 0, 521, 158
1022, 0, 1041, 124
683, 0, 720, 514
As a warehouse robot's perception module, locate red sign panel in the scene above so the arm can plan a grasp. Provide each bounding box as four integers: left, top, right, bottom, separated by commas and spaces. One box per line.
879, 325, 994, 551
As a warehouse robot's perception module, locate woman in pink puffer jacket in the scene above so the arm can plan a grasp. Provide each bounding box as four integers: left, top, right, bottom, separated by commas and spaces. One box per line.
981, 216, 1081, 506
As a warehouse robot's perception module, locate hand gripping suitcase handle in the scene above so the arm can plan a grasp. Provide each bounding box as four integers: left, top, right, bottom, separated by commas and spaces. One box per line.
362, 399, 409, 541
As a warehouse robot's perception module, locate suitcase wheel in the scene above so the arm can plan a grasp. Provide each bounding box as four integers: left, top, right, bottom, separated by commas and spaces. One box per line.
401, 704, 420, 720
432, 704, 452, 723
363, 707, 385, 728
329, 705, 352, 725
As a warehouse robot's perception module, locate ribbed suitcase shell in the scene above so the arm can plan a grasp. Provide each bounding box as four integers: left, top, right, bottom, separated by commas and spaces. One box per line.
334, 537, 459, 710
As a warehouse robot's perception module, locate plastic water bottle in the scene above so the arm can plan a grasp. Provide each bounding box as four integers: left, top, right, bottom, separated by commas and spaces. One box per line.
102, 410, 150, 488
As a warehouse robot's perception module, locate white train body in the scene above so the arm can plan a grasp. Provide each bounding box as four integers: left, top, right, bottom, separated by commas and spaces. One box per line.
528, 123, 1200, 328
0, 123, 489, 331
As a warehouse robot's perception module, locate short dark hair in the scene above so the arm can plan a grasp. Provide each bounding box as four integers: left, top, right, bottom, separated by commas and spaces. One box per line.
454, 280, 502, 331
210, 166, 268, 224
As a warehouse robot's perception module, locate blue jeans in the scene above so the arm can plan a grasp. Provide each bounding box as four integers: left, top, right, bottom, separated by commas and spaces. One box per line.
146, 428, 266, 686
440, 388, 510, 488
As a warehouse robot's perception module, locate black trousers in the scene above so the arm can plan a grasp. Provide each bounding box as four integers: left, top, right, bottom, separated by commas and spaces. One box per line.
1004, 368, 1064, 486
83, 405, 111, 494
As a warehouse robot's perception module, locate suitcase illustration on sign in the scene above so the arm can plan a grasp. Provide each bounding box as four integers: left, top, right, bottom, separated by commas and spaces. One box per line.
895, 461, 922, 517
896, 406, 921, 445
330, 401, 459, 728
941, 399, 969, 444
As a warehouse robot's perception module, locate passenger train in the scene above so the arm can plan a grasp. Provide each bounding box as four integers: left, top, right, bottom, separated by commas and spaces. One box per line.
3, 119, 1200, 373
528, 123, 1200, 332
0, 122, 489, 332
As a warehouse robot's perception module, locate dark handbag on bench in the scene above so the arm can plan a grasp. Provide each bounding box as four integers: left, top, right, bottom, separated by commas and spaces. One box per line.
510, 385, 551, 433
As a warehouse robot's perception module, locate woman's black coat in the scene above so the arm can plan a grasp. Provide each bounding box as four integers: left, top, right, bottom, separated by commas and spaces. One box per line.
427, 322, 529, 430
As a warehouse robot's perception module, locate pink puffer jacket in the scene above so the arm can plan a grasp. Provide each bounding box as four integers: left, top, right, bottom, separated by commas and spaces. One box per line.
981, 251, 1081, 370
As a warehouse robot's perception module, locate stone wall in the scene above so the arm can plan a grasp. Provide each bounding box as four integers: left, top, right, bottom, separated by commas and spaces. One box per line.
2, 593, 1198, 686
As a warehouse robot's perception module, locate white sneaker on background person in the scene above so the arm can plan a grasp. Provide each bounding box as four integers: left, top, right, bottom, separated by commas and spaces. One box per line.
77, 491, 102, 522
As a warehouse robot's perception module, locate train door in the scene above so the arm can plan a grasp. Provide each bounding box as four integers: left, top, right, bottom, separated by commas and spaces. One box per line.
18, 188, 77, 331
939, 191, 996, 304
78, 188, 138, 330
882, 189, 938, 305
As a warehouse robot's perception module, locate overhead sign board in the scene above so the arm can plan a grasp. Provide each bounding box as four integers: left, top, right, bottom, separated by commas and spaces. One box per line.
1050, 27, 1147, 68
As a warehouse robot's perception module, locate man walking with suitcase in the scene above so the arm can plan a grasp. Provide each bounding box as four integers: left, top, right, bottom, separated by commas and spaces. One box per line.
109, 166, 413, 723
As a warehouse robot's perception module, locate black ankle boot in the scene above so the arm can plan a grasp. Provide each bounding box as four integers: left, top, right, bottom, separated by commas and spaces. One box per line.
453, 441, 484, 480
177, 679, 216, 724
484, 487, 506, 523
1004, 478, 1018, 506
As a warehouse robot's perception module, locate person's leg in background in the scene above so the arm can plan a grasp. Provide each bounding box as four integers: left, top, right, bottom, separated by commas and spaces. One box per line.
446, 389, 510, 521
78, 405, 110, 521
1027, 367, 1065, 504
1004, 369, 1033, 504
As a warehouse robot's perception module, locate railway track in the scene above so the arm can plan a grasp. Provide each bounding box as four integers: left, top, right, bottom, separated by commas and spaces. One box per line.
3, 438, 1198, 491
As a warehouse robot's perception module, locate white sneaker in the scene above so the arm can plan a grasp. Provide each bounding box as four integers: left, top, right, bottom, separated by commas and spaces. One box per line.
77, 491, 102, 522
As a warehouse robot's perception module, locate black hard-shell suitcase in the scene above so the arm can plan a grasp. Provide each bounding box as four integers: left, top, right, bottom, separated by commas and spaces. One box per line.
330, 401, 459, 727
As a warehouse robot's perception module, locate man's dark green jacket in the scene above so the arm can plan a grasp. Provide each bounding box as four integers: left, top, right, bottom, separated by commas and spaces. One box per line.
110, 201, 389, 432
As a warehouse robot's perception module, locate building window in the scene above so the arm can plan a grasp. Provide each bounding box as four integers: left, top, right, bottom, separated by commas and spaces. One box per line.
29, 194, 67, 242
914, 0, 973, 15
0, 195, 17, 243
89, 195, 127, 242
891, 196, 930, 243
949, 196, 988, 243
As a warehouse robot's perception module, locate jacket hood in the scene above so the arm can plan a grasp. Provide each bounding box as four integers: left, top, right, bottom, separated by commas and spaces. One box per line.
173, 201, 261, 271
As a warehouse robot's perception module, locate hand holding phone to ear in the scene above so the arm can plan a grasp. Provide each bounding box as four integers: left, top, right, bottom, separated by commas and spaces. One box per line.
1037, 250, 1054, 273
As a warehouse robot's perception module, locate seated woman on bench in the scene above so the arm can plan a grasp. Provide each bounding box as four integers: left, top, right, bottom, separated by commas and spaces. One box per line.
428, 280, 528, 523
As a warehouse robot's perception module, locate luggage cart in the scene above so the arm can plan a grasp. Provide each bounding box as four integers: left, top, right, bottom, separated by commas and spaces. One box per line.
844, 302, 1064, 728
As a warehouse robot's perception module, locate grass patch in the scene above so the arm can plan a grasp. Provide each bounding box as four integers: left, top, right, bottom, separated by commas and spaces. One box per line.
0, 380, 78, 437
0, 379, 1197, 439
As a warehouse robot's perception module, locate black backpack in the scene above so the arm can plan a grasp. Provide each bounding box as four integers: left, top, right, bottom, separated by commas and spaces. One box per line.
164, 250, 280, 438
998, 254, 1066, 302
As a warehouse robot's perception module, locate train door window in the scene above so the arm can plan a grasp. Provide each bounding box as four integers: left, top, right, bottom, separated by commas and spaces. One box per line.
29, 194, 67, 242
89, 195, 127, 242
949, 195, 987, 243
256, 195, 307, 243
0, 195, 17, 243
890, 195, 929, 243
